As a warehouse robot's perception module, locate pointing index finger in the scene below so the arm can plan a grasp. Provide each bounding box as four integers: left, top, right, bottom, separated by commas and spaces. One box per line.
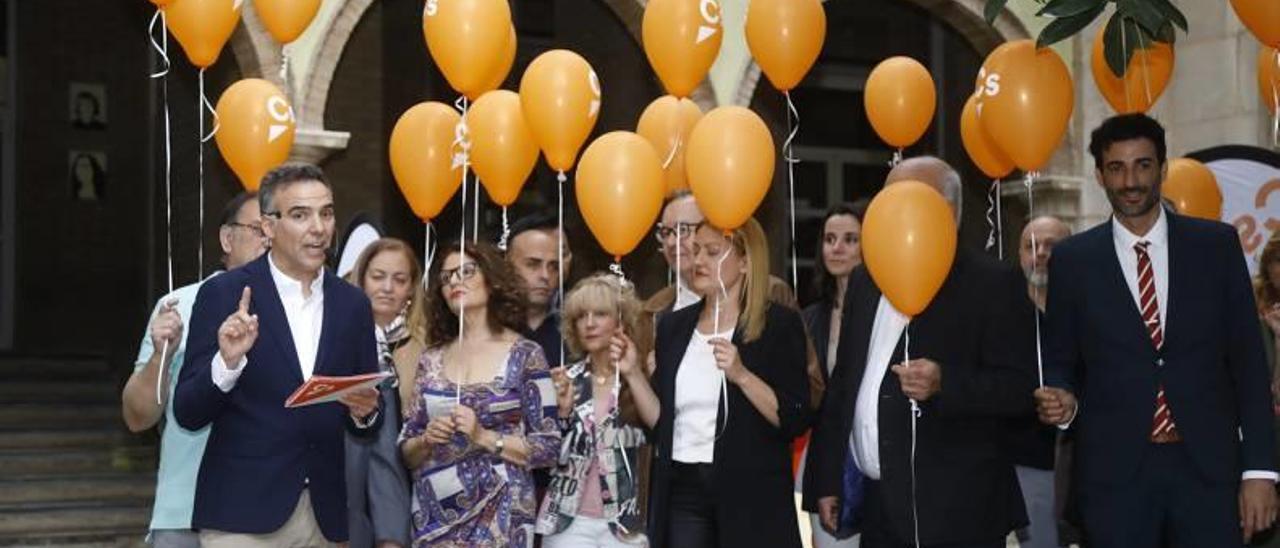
238, 286, 252, 314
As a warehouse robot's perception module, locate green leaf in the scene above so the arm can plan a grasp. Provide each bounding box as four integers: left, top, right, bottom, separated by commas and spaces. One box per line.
985, 0, 1009, 25
1148, 0, 1189, 32
1036, 1, 1107, 48
1117, 0, 1166, 36
1102, 14, 1140, 78
1037, 0, 1105, 18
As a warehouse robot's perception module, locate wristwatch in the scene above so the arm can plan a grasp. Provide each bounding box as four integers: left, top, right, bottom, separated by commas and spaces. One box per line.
492, 435, 505, 455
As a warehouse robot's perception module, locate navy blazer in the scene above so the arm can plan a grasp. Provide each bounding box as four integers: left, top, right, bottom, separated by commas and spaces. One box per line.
174, 254, 379, 541
1044, 213, 1276, 486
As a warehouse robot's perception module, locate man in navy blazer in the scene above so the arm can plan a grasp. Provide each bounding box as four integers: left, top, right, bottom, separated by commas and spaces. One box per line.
175, 163, 380, 546
1035, 114, 1278, 546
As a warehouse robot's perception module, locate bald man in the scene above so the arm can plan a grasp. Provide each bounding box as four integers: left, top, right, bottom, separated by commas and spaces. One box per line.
1020, 217, 1072, 313
806, 157, 1038, 547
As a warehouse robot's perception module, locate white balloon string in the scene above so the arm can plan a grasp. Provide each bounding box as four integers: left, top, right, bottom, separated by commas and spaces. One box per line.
279, 50, 291, 94
472, 177, 480, 243
713, 245, 731, 442
497, 206, 511, 251
557, 171, 567, 369
661, 134, 680, 170
674, 226, 681, 295
156, 339, 170, 406
1271, 50, 1279, 148
985, 181, 997, 254
147, 10, 170, 79
890, 149, 903, 167
1032, 231, 1045, 387
784, 91, 801, 292
454, 95, 470, 406
995, 179, 1004, 260
1024, 171, 1037, 219
197, 69, 208, 277
904, 319, 921, 548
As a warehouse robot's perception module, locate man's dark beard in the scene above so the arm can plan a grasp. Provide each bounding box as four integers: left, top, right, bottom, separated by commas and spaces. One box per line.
1106, 186, 1160, 219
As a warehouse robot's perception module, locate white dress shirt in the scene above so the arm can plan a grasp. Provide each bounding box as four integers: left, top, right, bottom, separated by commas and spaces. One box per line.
848, 296, 909, 480
212, 253, 325, 392
672, 328, 733, 463
1110, 210, 1276, 482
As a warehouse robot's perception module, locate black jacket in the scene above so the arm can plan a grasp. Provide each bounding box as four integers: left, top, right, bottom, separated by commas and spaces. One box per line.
646, 300, 811, 548
806, 249, 1037, 544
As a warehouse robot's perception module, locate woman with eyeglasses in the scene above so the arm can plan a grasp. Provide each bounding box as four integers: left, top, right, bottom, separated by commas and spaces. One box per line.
537, 274, 657, 547
344, 238, 423, 548
644, 218, 811, 548
398, 241, 561, 547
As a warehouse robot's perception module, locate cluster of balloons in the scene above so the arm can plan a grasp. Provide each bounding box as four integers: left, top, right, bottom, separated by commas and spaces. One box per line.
149, 0, 318, 191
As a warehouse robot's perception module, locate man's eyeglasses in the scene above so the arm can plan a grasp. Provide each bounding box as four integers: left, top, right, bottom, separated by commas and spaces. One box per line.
438, 262, 480, 286
226, 222, 264, 237
654, 222, 699, 242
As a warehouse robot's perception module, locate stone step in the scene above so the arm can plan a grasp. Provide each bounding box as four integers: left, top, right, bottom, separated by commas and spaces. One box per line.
0, 448, 155, 479
0, 358, 112, 382
0, 501, 149, 545
0, 429, 124, 450
0, 404, 120, 430
0, 381, 119, 405
0, 474, 154, 505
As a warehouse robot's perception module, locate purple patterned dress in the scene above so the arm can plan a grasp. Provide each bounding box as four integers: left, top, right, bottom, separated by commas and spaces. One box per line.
399, 337, 561, 548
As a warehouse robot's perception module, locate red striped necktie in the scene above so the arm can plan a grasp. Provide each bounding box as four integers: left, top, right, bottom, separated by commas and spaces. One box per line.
1136, 241, 1177, 441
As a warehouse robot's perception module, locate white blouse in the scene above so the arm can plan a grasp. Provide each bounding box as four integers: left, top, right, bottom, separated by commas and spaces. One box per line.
672, 328, 733, 463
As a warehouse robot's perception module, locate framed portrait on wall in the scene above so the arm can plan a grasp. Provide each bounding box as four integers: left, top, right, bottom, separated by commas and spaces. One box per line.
69, 150, 107, 201
69, 82, 107, 130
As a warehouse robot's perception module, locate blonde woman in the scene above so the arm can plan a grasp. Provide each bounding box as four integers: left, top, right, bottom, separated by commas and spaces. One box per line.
644, 218, 811, 548
537, 274, 655, 547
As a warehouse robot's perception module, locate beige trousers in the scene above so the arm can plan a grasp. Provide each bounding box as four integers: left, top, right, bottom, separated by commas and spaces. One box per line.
199, 489, 340, 548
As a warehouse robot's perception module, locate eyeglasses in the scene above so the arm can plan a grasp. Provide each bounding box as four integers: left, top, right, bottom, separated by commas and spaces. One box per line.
654, 222, 699, 242
438, 262, 480, 286
226, 222, 264, 237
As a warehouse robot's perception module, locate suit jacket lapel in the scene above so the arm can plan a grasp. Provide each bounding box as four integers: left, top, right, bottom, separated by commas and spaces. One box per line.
247, 256, 304, 384
313, 271, 340, 376
1162, 214, 1189, 347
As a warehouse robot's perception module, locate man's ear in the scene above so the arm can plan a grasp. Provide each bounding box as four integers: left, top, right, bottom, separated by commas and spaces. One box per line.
219, 226, 234, 255
261, 216, 277, 241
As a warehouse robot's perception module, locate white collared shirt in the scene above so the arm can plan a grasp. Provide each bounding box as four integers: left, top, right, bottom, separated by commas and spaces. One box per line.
673, 276, 702, 312
1109, 209, 1276, 482
848, 296, 909, 480
1111, 208, 1169, 329
211, 253, 325, 392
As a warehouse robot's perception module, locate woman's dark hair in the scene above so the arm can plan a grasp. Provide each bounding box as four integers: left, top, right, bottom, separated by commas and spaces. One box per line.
808, 200, 867, 307
1255, 234, 1280, 311
422, 240, 528, 348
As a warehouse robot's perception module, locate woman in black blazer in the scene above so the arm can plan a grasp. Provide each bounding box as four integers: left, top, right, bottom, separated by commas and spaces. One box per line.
632, 217, 811, 548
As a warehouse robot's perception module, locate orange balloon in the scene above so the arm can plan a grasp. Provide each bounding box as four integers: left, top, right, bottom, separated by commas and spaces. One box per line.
519, 50, 601, 172
1090, 26, 1174, 114
864, 56, 936, 148
1232, 0, 1280, 47
685, 106, 775, 231
978, 40, 1074, 172
960, 95, 1013, 179
576, 131, 666, 258
974, 41, 1019, 98
636, 95, 704, 195
642, 0, 723, 98
215, 79, 296, 191
468, 26, 517, 101
389, 102, 464, 221
255, 0, 321, 44
422, 0, 512, 97
469, 90, 539, 207
166, 0, 242, 68
1260, 47, 1279, 115
1164, 158, 1222, 221
861, 181, 957, 316
745, 0, 825, 91
150, 0, 173, 7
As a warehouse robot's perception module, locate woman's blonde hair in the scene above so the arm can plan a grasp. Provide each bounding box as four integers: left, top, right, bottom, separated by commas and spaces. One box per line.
698, 217, 770, 343
560, 273, 642, 358
345, 238, 427, 339
731, 217, 770, 343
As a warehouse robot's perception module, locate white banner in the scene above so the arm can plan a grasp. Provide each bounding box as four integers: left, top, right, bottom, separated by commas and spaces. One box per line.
1189, 146, 1280, 276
